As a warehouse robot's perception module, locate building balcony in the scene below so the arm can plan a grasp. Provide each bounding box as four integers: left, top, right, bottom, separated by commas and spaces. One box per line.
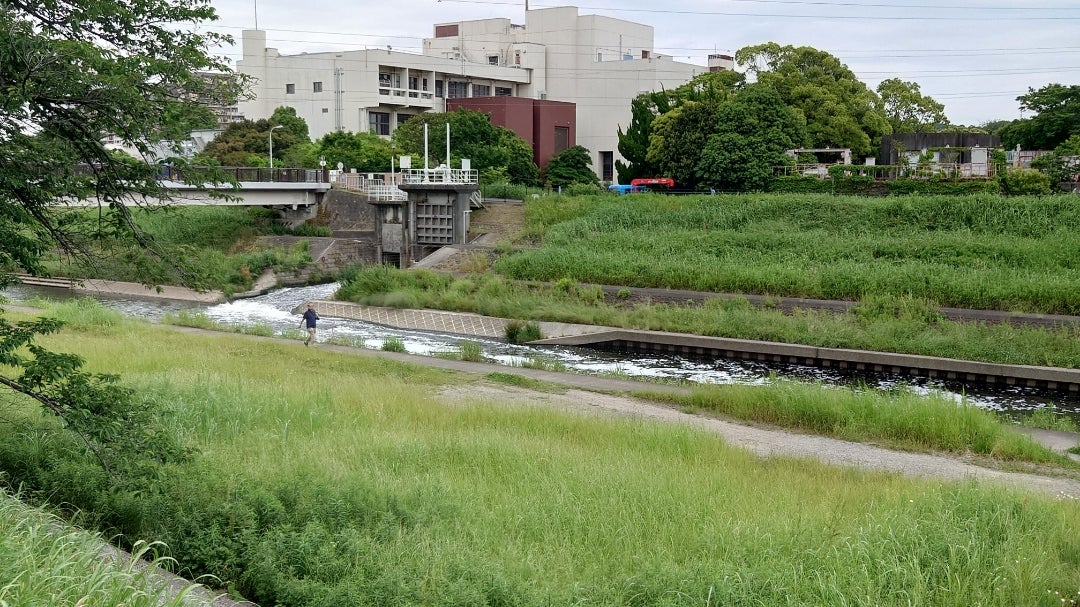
379, 87, 436, 107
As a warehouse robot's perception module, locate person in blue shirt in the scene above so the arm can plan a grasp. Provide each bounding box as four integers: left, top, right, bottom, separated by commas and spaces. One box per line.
300, 302, 320, 346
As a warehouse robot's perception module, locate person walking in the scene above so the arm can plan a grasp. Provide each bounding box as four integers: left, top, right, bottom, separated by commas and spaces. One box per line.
300, 302, 320, 346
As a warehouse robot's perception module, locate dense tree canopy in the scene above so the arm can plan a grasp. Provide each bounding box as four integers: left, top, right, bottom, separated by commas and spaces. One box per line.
876, 78, 948, 134
0, 0, 233, 480
311, 131, 392, 173
1, 0, 238, 276
200, 107, 307, 167
697, 84, 808, 192
646, 100, 722, 189
735, 43, 890, 158
391, 109, 539, 185
999, 84, 1080, 151
615, 71, 743, 183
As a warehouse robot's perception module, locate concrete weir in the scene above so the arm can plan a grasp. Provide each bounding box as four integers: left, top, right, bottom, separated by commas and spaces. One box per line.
311, 301, 1080, 394
533, 330, 1080, 393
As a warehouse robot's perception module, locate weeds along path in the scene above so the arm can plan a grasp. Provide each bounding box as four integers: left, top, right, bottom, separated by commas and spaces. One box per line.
436, 383, 1080, 500
166, 326, 1080, 500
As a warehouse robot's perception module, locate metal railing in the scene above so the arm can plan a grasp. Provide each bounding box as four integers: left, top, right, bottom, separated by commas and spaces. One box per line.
400, 168, 478, 185
775, 163, 998, 181
73, 164, 331, 184
368, 185, 408, 201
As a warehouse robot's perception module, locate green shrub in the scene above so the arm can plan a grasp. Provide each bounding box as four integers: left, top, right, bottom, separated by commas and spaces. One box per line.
999, 168, 1052, 196
459, 340, 484, 362
505, 320, 543, 344
381, 336, 406, 352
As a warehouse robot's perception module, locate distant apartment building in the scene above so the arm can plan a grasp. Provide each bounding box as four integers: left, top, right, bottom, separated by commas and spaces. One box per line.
236, 6, 731, 180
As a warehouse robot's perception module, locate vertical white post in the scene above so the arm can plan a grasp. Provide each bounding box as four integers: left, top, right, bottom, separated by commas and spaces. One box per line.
446, 122, 451, 170
424, 123, 429, 175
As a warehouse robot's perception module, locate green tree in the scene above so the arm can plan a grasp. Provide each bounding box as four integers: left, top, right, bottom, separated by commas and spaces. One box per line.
1000, 84, 1080, 150
270, 106, 309, 141
1030, 135, 1080, 183
0, 0, 227, 476
646, 100, 721, 190
314, 131, 392, 173
615, 71, 744, 183
876, 78, 948, 134
200, 120, 267, 165
735, 43, 889, 158
542, 145, 599, 187
391, 109, 538, 184
616, 92, 669, 183
201, 109, 309, 167
697, 84, 808, 192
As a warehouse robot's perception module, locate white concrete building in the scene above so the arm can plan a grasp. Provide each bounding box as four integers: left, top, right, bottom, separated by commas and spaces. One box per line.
237, 6, 732, 180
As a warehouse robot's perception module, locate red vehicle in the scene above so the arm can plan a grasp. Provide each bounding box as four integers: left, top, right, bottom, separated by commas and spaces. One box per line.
630, 177, 675, 189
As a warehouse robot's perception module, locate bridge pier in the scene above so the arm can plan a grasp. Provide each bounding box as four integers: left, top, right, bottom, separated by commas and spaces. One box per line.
274, 201, 321, 227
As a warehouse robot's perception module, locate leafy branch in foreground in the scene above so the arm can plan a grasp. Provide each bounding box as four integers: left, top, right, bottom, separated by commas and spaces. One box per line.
0, 314, 187, 479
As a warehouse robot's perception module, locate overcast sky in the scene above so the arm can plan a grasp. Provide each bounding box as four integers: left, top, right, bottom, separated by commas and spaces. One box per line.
205, 0, 1080, 127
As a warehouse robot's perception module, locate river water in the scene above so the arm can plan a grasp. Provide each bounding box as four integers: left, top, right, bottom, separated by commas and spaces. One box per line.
4, 282, 1079, 423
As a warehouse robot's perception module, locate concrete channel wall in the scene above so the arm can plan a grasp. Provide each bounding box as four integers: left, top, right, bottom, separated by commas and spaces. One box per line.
312, 301, 1080, 394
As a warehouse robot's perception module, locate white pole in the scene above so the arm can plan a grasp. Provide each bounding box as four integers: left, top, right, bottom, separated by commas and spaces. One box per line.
446, 122, 450, 170
424, 123, 429, 173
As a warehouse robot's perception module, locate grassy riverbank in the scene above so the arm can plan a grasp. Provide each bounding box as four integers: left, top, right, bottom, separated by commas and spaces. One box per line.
336, 265, 1080, 368
48, 206, 319, 295
0, 490, 198, 606
1, 303, 1079, 606
500, 193, 1080, 315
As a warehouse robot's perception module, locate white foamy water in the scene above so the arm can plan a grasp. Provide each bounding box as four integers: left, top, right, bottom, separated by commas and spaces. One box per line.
4, 281, 1079, 421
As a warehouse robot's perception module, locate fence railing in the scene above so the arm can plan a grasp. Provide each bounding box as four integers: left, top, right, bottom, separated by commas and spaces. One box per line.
775, 163, 998, 181
400, 168, 478, 185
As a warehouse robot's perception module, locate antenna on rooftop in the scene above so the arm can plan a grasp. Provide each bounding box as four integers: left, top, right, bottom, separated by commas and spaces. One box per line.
253, 0, 259, 29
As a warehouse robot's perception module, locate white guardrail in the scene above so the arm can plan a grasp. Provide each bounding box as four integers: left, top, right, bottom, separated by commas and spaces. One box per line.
401, 168, 478, 185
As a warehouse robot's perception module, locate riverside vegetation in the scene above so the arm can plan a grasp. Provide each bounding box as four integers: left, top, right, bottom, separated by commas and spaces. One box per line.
0, 490, 202, 606
336, 193, 1080, 370
50, 206, 325, 296
1, 301, 1079, 606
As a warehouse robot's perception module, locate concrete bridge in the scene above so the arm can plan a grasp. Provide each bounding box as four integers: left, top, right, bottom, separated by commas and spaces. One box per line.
59, 166, 333, 224
159, 167, 330, 208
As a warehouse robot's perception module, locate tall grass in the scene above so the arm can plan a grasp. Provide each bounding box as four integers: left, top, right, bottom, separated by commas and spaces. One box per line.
647, 381, 1065, 463
51, 206, 314, 295
500, 193, 1080, 314
0, 490, 202, 607
336, 266, 1080, 368
2, 312, 1079, 606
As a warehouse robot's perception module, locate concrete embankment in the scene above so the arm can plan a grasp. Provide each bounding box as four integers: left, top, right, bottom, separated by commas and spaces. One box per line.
16, 275, 226, 303
309, 300, 1080, 395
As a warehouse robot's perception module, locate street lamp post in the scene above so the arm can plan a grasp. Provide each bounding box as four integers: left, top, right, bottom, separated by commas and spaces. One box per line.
268, 125, 284, 179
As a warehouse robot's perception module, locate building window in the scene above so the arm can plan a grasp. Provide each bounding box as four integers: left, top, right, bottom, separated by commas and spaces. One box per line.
554, 126, 569, 154
600, 151, 613, 182
369, 111, 390, 136
313, 81, 323, 93
322, 108, 329, 113
488, 55, 499, 65
435, 80, 444, 98
398, 113, 413, 125
423, 77, 429, 91
285, 83, 295, 94
495, 86, 512, 97
435, 24, 459, 37
472, 84, 490, 97
379, 72, 392, 87
514, 51, 521, 65
447, 81, 468, 99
